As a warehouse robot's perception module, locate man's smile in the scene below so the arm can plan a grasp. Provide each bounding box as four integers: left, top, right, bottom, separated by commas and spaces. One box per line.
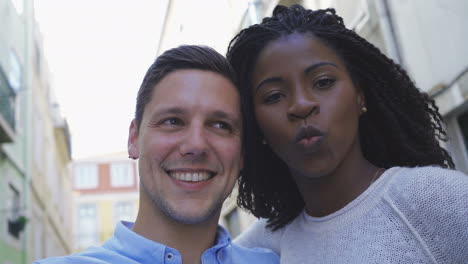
167, 170, 214, 182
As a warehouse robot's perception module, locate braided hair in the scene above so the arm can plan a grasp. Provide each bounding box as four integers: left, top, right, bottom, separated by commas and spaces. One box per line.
227, 4, 454, 230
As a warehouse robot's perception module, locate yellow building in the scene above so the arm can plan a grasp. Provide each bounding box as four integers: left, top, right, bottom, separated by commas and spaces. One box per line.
72, 152, 139, 251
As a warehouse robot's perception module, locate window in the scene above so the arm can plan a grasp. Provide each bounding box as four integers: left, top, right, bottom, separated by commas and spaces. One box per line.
77, 204, 98, 248
7, 184, 20, 221
8, 50, 22, 92
110, 163, 134, 187
74, 164, 98, 189
114, 201, 135, 224
0, 65, 17, 138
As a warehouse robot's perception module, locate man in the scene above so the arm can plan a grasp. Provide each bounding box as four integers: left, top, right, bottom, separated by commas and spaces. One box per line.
34, 45, 279, 264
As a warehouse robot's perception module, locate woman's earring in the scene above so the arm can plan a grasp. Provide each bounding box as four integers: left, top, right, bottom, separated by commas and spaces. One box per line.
262, 139, 267, 145
361, 106, 368, 113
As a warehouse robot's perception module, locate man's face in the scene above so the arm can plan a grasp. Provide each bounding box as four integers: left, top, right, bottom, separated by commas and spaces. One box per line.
128, 69, 243, 224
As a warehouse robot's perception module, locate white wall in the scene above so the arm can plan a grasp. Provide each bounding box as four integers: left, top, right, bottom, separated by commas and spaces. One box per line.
158, 0, 248, 55
388, 0, 468, 92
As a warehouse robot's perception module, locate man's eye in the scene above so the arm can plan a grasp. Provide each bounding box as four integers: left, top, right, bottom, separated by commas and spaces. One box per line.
314, 78, 336, 89
162, 118, 183, 126
212, 121, 233, 132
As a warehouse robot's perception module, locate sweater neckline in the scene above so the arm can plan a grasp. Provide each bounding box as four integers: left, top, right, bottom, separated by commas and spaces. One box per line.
298, 166, 401, 232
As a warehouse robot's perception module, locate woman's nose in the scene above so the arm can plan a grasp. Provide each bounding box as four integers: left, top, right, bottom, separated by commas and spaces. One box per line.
287, 92, 319, 121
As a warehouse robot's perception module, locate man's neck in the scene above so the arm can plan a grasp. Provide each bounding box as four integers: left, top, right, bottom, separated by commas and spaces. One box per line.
132, 199, 220, 264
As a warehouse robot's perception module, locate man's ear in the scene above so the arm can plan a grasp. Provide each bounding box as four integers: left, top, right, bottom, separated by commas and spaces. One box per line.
128, 119, 140, 159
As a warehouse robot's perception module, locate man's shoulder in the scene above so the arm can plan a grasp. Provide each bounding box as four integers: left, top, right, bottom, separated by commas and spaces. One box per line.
231, 243, 280, 263
33, 245, 135, 264
33, 255, 106, 264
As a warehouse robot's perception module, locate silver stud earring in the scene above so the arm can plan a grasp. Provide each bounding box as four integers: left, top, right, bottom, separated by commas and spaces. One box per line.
361, 106, 368, 113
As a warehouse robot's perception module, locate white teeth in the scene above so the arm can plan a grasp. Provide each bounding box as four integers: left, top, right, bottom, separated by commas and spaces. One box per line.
169, 172, 211, 182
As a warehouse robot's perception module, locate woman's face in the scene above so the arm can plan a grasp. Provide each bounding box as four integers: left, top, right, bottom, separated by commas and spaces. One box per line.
252, 33, 365, 179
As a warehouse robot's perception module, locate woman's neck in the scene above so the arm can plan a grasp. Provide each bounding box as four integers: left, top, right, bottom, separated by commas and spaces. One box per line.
292, 145, 379, 217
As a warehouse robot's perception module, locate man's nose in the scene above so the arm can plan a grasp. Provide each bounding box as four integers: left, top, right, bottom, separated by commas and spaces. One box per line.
179, 125, 209, 159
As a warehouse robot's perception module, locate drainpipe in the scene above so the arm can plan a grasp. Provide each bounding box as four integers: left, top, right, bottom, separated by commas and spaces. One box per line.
155, 0, 170, 56
375, 0, 403, 65
248, 0, 261, 24
22, 0, 33, 263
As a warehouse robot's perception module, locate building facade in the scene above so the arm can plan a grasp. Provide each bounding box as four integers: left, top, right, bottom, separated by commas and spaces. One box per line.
0, 0, 29, 262
1, 0, 74, 263
72, 152, 139, 252
27, 27, 74, 263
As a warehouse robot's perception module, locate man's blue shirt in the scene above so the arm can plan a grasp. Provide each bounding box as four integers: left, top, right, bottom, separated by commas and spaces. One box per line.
33, 221, 278, 264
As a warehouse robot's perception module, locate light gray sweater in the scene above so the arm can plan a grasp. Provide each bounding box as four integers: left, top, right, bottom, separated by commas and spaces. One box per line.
234, 166, 468, 263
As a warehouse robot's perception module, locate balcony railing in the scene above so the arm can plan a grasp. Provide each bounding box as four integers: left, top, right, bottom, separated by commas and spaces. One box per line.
0, 67, 16, 143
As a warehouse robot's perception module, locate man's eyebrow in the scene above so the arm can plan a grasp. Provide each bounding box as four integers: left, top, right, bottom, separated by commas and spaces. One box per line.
150, 106, 186, 119
304, 62, 338, 74
255, 77, 283, 94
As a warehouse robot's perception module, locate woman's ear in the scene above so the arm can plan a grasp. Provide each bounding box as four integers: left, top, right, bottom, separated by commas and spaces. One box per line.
357, 89, 367, 115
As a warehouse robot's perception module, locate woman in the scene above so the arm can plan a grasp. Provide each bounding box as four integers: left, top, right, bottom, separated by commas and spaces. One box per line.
227, 4, 468, 263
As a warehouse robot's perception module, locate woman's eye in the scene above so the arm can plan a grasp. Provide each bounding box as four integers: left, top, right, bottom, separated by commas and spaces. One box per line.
314, 78, 335, 89
264, 92, 284, 104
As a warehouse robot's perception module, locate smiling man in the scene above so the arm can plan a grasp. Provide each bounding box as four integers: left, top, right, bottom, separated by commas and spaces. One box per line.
34, 45, 278, 264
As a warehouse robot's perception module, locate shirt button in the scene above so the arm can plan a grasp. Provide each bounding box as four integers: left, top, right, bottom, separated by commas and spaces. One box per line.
166, 252, 174, 261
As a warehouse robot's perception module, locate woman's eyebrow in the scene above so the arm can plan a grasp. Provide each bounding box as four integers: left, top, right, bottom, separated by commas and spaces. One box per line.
304, 62, 339, 74
255, 77, 283, 94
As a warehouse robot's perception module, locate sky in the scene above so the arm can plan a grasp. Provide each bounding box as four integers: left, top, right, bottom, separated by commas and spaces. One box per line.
34, 0, 168, 159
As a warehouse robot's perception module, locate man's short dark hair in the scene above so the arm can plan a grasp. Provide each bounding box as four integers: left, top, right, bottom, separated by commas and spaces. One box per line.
135, 45, 237, 130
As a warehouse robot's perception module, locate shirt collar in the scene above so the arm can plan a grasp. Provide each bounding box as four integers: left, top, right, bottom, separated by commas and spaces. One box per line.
103, 221, 233, 264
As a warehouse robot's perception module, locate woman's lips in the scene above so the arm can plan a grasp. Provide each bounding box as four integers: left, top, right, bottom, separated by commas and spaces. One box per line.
296, 135, 323, 153
293, 125, 324, 153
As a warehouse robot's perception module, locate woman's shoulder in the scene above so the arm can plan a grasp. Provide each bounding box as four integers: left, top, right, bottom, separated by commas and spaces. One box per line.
389, 166, 468, 191
234, 218, 285, 243
231, 242, 280, 263
384, 166, 468, 261
384, 165, 468, 222
233, 218, 289, 255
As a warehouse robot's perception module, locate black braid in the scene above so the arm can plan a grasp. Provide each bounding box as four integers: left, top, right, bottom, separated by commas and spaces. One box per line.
227, 4, 454, 230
